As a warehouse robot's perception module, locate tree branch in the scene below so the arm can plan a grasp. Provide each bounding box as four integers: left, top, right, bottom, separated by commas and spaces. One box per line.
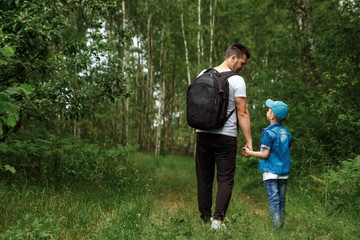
289, 0, 307, 14
1, 47, 47, 84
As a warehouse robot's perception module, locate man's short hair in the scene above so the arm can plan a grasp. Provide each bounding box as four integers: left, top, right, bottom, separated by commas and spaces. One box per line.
225, 44, 251, 59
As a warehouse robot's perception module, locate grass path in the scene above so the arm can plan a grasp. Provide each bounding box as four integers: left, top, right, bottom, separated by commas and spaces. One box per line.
1, 153, 359, 239
123, 153, 360, 240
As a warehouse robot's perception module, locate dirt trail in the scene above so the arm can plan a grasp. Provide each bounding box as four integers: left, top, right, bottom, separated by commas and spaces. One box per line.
238, 193, 268, 217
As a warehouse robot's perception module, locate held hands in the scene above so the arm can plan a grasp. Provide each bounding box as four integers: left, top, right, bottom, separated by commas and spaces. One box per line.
242, 143, 253, 157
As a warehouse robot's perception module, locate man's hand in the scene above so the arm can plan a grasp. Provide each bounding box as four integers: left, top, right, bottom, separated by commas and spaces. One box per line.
242, 143, 253, 157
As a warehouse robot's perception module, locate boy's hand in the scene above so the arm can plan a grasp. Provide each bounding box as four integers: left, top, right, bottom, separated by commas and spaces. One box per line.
242, 147, 248, 154
242, 143, 252, 157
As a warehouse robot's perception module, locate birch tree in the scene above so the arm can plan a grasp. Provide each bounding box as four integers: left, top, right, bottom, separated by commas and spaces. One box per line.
209, 0, 217, 66
146, 3, 154, 150
197, 0, 201, 72
155, 21, 166, 156
289, 0, 318, 85
181, 12, 191, 85
122, 1, 131, 145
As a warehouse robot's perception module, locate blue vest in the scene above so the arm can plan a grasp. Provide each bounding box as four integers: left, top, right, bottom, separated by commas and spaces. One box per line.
259, 123, 292, 176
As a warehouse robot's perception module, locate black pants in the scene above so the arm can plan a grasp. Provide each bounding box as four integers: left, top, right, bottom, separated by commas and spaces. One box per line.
196, 132, 237, 221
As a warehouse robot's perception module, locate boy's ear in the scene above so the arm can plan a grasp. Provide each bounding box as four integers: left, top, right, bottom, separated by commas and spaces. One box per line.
270, 111, 276, 120
270, 111, 281, 122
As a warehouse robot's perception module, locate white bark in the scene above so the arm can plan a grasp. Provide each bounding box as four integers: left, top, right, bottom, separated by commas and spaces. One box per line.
147, 12, 153, 101
155, 25, 166, 156
201, 34, 204, 58
304, 0, 315, 54
209, 0, 217, 66
122, 0, 130, 145
295, 0, 316, 61
197, 0, 201, 72
181, 12, 191, 85
210, 0, 212, 65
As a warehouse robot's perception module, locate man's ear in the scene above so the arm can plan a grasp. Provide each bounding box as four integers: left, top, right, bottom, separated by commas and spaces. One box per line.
230, 55, 237, 62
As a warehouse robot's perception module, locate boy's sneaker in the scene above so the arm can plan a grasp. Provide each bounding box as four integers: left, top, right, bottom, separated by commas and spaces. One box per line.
211, 220, 227, 230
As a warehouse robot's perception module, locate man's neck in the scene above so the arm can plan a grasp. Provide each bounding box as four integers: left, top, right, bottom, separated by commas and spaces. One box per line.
215, 60, 231, 72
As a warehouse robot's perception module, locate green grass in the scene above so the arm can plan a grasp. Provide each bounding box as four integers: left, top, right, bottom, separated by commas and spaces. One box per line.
1, 153, 359, 239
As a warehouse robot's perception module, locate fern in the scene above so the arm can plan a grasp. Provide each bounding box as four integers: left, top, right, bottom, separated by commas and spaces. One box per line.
323, 155, 360, 218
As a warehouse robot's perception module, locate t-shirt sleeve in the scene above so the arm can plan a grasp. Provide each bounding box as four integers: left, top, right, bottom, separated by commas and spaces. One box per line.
197, 69, 206, 78
232, 75, 246, 97
260, 130, 273, 151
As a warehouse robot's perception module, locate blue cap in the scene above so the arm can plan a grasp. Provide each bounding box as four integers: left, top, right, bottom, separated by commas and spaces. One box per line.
265, 99, 289, 120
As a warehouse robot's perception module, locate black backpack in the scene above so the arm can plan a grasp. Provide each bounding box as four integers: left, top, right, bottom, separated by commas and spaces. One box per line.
186, 68, 238, 130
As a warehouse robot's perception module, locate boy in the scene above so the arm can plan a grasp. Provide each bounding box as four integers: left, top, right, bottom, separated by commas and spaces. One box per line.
243, 99, 292, 230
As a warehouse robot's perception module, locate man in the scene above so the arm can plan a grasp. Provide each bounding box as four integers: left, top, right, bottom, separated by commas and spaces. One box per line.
195, 43, 253, 230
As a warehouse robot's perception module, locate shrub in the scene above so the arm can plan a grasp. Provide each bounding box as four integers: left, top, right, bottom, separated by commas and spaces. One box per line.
323, 155, 360, 218
0, 132, 138, 187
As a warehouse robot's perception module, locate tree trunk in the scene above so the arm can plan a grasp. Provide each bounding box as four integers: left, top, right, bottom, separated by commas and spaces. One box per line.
73, 119, 77, 137
292, 0, 319, 86
147, 13, 153, 100
122, 0, 130, 145
181, 12, 191, 85
146, 10, 154, 152
209, 0, 217, 66
155, 23, 166, 156
197, 0, 201, 72
164, 62, 176, 154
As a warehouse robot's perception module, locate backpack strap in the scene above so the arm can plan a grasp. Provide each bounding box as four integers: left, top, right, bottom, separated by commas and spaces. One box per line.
203, 67, 216, 74
203, 68, 238, 78
222, 71, 240, 131
221, 71, 238, 79
224, 108, 239, 131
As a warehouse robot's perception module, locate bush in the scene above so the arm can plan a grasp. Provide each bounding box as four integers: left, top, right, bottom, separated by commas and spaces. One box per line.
0, 132, 138, 187
323, 155, 360, 218
296, 155, 360, 220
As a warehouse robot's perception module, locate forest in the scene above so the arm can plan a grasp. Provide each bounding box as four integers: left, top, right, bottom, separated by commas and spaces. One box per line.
0, 0, 360, 239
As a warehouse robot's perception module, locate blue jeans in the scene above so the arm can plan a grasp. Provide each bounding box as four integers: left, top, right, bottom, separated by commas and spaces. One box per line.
264, 179, 288, 229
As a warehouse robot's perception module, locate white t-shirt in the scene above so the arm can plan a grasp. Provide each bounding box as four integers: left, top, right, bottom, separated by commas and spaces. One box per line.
262, 172, 289, 181
196, 69, 246, 137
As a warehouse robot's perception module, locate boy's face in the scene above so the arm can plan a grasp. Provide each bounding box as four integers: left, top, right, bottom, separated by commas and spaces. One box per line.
266, 108, 273, 121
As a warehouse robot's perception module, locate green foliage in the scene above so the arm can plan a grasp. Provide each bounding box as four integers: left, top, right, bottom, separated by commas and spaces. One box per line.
0, 214, 59, 240
0, 84, 32, 138
0, 0, 67, 86
323, 155, 360, 218
312, 70, 360, 159
279, 155, 360, 224
0, 132, 138, 186
0, 0, 359, 184
0, 0, 66, 138
326, 155, 360, 186
0, 0, 131, 141
0, 45, 15, 65
0, 164, 16, 175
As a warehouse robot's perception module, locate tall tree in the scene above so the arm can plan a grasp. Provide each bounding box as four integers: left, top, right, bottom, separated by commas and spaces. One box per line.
122, 0, 131, 145
209, 0, 217, 66
155, 16, 166, 156
197, 0, 202, 72
181, 12, 191, 85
